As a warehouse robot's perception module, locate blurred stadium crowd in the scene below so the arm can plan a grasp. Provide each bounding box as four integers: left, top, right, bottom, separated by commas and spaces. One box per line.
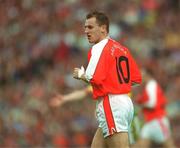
0, 0, 179, 147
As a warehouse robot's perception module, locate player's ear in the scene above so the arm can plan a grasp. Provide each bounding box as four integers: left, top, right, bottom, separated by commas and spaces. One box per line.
101, 25, 107, 33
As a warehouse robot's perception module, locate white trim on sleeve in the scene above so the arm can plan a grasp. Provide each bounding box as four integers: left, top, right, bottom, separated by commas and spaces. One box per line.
85, 39, 108, 81
144, 79, 157, 108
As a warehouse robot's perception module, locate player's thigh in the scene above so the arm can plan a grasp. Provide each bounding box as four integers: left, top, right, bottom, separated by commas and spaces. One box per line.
91, 128, 106, 148
105, 132, 129, 148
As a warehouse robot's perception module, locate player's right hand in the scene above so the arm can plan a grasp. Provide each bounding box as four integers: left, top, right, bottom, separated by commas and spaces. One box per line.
49, 94, 63, 107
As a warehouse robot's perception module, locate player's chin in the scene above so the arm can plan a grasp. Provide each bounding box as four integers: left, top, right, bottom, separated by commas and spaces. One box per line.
87, 37, 92, 43
88, 39, 94, 44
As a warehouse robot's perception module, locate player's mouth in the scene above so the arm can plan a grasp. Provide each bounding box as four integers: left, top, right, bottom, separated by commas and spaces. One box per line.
87, 34, 91, 40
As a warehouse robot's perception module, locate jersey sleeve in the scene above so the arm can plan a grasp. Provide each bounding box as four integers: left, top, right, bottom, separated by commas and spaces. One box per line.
85, 39, 108, 82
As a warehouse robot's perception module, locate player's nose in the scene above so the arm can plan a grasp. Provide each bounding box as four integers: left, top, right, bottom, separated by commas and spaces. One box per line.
85, 29, 88, 34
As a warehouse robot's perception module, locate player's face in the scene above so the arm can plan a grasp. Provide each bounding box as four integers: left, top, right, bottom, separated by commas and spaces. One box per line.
84, 17, 106, 44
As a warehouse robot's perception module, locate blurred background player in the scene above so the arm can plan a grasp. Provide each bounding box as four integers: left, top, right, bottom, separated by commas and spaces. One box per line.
133, 69, 175, 148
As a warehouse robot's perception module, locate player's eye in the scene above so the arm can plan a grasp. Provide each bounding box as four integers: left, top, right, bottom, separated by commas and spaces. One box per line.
85, 25, 93, 29
89, 25, 94, 28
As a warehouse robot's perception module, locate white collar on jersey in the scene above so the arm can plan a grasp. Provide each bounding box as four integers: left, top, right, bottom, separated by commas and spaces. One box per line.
93, 36, 110, 46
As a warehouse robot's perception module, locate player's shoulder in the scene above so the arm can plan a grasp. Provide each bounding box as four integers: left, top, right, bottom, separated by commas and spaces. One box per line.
110, 38, 129, 49
146, 79, 157, 91
109, 38, 130, 56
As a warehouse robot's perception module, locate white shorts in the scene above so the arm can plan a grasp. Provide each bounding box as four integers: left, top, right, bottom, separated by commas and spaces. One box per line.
96, 94, 134, 138
140, 116, 171, 143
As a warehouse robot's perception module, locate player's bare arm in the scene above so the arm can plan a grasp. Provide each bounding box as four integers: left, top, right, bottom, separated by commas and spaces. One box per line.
49, 87, 91, 107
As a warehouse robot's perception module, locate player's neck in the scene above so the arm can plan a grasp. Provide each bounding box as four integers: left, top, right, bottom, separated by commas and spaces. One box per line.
96, 35, 109, 44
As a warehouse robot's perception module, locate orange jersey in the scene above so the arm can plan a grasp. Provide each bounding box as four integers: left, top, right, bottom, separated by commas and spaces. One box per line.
86, 38, 142, 99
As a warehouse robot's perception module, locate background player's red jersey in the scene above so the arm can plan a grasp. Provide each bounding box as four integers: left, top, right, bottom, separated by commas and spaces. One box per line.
86, 38, 142, 99
136, 79, 167, 121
